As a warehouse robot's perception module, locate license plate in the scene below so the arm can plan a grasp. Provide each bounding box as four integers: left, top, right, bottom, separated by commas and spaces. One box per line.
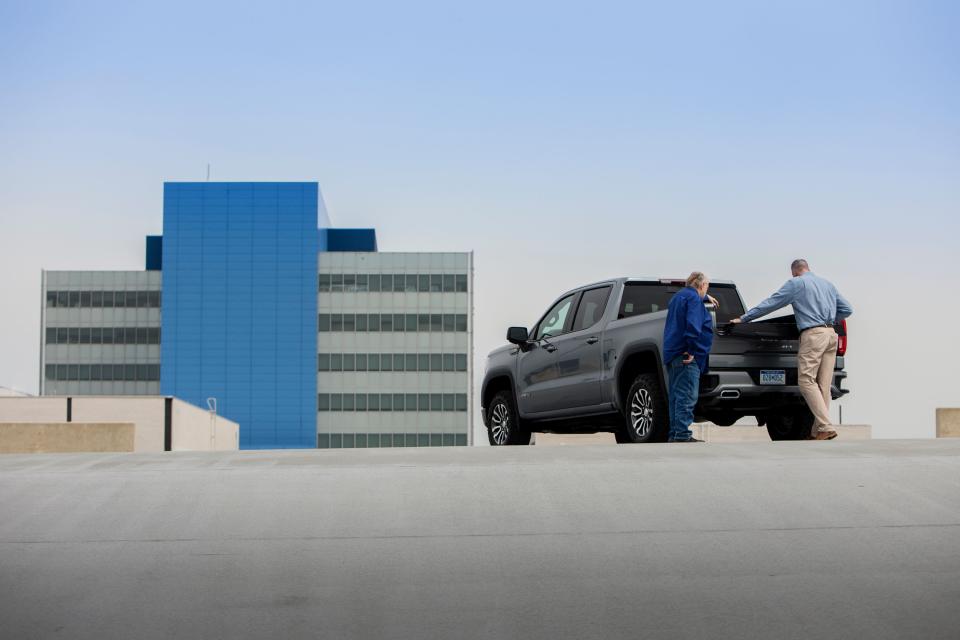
760, 370, 786, 385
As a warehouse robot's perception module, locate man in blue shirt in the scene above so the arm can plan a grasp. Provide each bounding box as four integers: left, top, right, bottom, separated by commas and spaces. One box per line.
732, 259, 853, 440
663, 271, 717, 442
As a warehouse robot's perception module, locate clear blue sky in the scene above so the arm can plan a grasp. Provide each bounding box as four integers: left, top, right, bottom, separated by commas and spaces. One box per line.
1, 1, 957, 437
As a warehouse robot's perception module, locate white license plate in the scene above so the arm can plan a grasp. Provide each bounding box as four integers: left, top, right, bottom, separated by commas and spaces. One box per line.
760, 370, 786, 385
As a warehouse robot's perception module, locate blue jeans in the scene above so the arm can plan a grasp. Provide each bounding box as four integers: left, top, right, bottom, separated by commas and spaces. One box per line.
667, 356, 700, 441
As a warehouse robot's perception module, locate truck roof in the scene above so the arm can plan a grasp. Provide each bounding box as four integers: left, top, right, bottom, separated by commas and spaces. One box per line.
549, 277, 737, 304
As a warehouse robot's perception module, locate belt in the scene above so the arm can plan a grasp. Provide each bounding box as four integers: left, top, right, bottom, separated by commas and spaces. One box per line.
801, 323, 834, 332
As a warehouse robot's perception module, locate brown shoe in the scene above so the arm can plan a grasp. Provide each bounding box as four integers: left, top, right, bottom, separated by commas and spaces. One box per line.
815, 430, 838, 440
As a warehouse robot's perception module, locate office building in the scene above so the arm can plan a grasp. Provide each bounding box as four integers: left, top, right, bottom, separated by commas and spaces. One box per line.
39, 182, 473, 448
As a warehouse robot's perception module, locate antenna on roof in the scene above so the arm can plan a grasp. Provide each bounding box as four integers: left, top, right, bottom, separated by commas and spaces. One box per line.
206, 163, 211, 181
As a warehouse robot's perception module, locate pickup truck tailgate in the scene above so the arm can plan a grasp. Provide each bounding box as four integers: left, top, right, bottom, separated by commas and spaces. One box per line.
713, 315, 800, 355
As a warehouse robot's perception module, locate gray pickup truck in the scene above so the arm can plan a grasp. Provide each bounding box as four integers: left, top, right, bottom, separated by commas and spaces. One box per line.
481, 278, 848, 444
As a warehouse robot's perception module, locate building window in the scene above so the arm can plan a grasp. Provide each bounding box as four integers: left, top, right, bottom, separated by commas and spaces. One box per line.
455, 274, 468, 292
318, 274, 331, 292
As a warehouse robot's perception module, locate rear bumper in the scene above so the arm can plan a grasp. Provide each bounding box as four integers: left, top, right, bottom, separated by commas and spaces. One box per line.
697, 368, 848, 414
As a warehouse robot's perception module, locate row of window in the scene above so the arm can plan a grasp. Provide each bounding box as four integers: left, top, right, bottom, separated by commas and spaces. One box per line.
46, 290, 161, 309
319, 353, 468, 372
318, 393, 468, 412
45, 363, 161, 382
318, 313, 468, 332
318, 432, 468, 448
45, 327, 161, 345
319, 273, 468, 293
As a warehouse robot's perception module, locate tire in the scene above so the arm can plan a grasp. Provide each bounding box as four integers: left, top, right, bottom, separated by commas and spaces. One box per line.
619, 373, 669, 443
486, 390, 530, 446
766, 407, 815, 441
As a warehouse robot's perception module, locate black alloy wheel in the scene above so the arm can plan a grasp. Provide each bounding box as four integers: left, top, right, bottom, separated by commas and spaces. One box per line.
617, 373, 669, 443
486, 390, 530, 446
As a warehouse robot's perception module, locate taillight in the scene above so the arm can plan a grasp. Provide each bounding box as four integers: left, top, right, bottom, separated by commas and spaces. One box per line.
837, 319, 847, 356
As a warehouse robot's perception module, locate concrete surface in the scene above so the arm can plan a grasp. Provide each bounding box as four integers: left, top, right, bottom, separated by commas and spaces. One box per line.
2, 440, 959, 639
0, 422, 134, 453
936, 408, 960, 437
533, 424, 872, 445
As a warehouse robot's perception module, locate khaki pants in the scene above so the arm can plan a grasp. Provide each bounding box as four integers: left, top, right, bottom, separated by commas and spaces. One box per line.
797, 327, 838, 434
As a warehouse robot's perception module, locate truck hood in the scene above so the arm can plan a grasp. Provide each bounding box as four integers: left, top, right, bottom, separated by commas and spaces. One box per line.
486, 343, 516, 359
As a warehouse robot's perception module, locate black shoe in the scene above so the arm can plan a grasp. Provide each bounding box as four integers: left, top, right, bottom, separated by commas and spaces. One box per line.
669, 437, 704, 442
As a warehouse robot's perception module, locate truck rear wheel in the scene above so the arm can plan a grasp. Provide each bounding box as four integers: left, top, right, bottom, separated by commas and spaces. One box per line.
486, 390, 530, 446
618, 373, 669, 443
766, 408, 815, 441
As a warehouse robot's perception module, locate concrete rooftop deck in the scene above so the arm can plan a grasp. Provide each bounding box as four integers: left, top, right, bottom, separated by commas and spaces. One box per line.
2, 440, 959, 639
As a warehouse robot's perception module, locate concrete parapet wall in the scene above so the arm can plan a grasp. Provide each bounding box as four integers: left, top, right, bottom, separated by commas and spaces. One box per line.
171, 399, 239, 451
936, 409, 960, 438
0, 397, 67, 422
0, 422, 135, 453
72, 397, 166, 452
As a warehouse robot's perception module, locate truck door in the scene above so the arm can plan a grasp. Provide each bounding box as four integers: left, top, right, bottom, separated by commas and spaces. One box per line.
561, 285, 612, 407
517, 285, 612, 414
516, 292, 578, 414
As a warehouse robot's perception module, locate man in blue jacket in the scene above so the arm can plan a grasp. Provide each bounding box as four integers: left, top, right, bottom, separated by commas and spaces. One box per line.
663, 272, 717, 442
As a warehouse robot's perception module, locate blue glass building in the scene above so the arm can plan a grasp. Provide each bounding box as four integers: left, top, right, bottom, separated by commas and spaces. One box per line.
161, 183, 326, 449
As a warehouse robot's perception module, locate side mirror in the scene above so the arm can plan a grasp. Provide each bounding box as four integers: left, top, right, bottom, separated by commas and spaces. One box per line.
506, 326, 529, 344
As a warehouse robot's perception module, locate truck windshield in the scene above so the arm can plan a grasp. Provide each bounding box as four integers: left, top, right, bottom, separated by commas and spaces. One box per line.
618, 283, 745, 324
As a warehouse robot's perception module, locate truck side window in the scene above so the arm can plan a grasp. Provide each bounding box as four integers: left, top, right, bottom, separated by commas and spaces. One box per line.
618, 285, 676, 318
534, 294, 576, 340
571, 286, 611, 332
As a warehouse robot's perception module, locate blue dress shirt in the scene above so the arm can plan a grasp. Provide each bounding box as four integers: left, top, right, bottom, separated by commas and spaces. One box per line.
741, 272, 853, 330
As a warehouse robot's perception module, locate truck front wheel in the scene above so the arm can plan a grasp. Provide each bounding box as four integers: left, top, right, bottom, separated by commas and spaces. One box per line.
617, 373, 669, 443
766, 407, 815, 441
486, 390, 530, 446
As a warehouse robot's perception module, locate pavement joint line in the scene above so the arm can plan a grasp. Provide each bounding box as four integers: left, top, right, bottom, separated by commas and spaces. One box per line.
4, 522, 960, 545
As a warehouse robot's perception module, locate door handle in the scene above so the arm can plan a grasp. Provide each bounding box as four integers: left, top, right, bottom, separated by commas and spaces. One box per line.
544, 344, 558, 353
586, 336, 599, 345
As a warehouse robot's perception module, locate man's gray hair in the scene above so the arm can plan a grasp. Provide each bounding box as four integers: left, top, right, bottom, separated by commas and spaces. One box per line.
686, 271, 707, 288
791, 259, 809, 272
